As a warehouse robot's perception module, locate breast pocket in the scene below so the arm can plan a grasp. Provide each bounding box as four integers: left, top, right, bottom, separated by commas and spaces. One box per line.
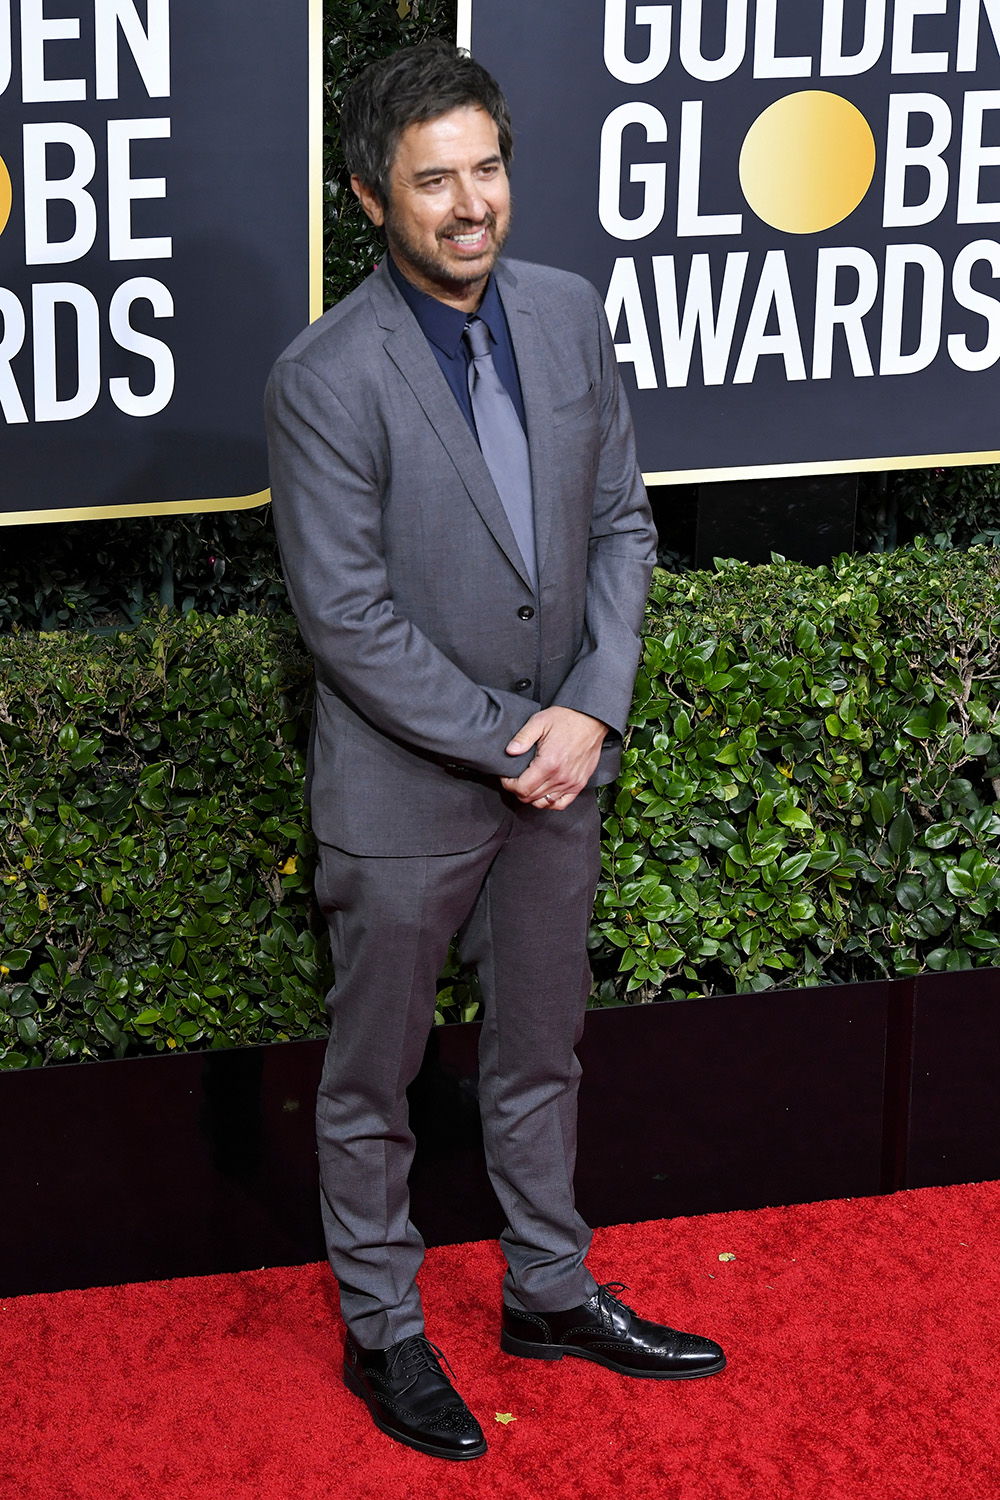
551, 382, 599, 427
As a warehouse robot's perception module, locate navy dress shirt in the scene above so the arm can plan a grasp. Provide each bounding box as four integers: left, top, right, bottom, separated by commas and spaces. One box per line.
387, 255, 527, 438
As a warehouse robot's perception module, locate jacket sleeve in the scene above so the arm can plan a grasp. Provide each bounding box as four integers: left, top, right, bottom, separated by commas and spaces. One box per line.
265, 356, 537, 778
551, 283, 657, 736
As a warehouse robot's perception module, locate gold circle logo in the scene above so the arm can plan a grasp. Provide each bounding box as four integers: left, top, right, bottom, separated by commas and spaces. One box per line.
0, 154, 11, 239
739, 91, 876, 235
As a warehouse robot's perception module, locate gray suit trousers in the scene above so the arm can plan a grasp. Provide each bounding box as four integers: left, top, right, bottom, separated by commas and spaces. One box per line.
314, 790, 602, 1348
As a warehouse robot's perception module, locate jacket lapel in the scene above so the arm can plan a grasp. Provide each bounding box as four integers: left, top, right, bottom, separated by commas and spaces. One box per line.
370, 265, 534, 590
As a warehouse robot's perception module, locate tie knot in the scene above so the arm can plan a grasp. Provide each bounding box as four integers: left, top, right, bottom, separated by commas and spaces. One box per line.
464, 317, 492, 359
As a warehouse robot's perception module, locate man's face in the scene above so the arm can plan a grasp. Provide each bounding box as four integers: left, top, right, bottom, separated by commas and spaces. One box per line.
353, 105, 511, 310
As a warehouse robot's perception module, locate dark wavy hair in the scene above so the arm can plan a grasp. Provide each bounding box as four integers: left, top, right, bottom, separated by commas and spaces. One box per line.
339, 40, 513, 206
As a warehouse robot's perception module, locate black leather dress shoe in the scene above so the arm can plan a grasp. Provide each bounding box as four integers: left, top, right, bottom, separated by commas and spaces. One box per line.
343, 1332, 487, 1460
501, 1281, 726, 1379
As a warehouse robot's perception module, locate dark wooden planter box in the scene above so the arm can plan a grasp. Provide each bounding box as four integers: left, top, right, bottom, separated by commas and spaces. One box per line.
2, 969, 998, 1298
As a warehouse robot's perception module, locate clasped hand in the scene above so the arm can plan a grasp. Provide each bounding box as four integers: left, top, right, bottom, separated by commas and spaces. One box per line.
501, 706, 608, 810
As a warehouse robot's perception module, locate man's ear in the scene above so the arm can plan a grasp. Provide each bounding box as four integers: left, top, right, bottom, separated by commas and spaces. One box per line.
351, 175, 385, 228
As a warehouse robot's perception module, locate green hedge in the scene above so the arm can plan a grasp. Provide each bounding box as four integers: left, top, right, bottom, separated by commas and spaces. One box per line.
3, 545, 1000, 1069
892, 464, 1000, 550
0, 616, 322, 1068
592, 544, 1000, 999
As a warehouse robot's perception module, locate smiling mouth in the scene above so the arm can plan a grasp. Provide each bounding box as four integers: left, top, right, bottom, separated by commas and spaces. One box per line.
439, 216, 495, 252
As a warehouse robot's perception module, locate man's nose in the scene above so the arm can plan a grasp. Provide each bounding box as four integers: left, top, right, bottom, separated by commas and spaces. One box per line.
452, 177, 488, 221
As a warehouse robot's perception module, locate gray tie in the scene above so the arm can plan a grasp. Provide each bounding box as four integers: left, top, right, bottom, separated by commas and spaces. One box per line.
464, 316, 537, 593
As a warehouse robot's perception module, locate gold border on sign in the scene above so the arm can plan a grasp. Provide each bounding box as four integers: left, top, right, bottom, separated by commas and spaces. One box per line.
1, 0, 323, 529
1, 490, 272, 528
308, 0, 324, 323
643, 449, 1000, 487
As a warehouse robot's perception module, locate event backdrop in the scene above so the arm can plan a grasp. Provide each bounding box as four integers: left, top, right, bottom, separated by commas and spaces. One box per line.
463, 0, 1000, 482
0, 0, 320, 525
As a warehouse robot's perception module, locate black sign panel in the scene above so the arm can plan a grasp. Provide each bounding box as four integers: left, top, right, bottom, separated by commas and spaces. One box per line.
466, 0, 1000, 481
0, 0, 318, 524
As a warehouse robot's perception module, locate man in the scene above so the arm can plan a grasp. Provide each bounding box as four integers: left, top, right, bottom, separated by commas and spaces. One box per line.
265, 40, 725, 1463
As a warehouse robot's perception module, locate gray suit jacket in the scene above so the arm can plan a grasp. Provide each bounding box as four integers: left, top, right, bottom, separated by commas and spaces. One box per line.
264, 257, 656, 856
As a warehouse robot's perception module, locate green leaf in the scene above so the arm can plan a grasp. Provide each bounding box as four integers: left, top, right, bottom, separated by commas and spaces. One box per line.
923, 823, 957, 850
1, 950, 33, 971
964, 931, 1000, 950
965, 734, 992, 757
777, 804, 813, 831
714, 743, 741, 766
888, 810, 915, 857
869, 789, 894, 828
779, 853, 811, 881
93, 1010, 121, 1044
947, 868, 976, 898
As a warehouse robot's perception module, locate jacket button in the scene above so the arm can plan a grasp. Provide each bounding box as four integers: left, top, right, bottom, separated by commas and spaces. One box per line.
514, 679, 532, 692
517, 605, 535, 620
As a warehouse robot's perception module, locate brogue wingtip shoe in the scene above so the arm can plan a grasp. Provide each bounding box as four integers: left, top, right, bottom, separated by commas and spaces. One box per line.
500, 1281, 726, 1380
343, 1332, 487, 1460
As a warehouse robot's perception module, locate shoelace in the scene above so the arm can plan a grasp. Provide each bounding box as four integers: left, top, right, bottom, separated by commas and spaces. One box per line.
384, 1334, 455, 1382
595, 1281, 633, 1325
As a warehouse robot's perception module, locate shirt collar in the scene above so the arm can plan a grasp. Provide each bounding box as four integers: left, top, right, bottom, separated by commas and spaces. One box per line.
388, 254, 506, 357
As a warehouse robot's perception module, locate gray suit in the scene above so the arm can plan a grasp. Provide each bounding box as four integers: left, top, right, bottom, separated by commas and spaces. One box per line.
265, 256, 655, 1345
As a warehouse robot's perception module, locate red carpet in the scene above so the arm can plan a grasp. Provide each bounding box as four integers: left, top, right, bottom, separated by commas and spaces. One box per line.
3, 1182, 999, 1499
